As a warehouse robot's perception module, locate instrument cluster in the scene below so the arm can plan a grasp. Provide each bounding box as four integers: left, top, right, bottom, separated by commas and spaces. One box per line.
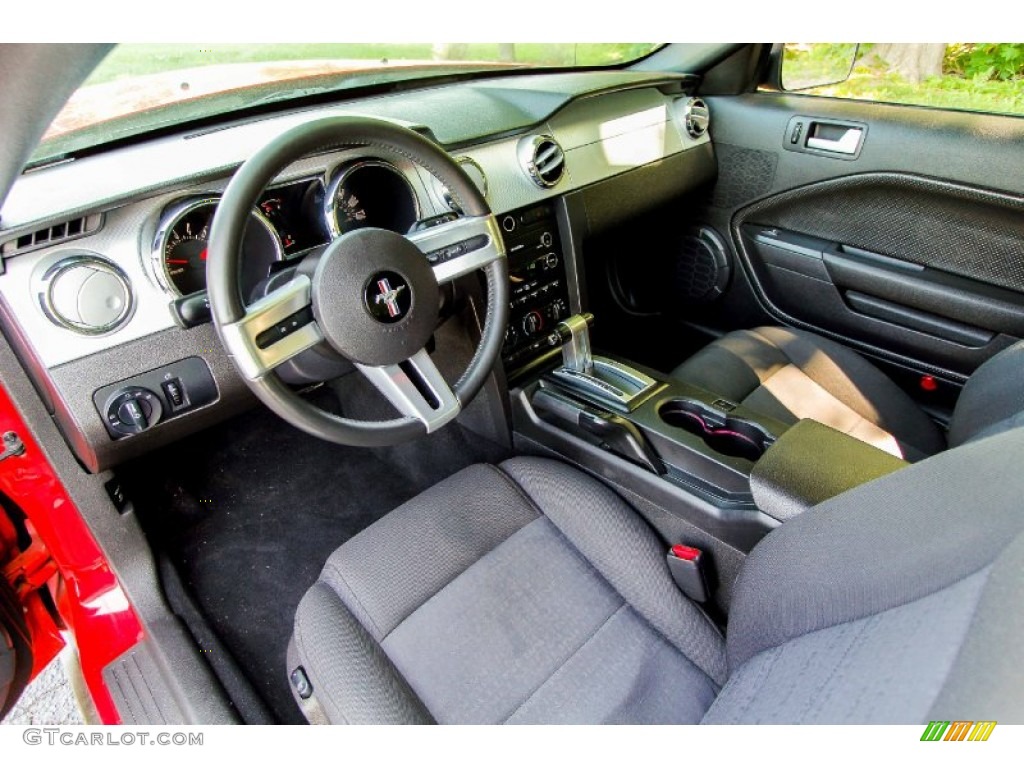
152, 160, 422, 299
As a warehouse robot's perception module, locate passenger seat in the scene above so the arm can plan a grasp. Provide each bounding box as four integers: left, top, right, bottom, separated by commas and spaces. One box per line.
671, 326, 1024, 461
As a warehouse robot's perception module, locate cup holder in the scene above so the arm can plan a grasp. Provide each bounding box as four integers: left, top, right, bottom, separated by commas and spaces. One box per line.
659, 399, 773, 461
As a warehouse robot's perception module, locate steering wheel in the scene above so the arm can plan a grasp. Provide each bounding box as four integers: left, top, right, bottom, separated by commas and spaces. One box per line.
206, 117, 508, 447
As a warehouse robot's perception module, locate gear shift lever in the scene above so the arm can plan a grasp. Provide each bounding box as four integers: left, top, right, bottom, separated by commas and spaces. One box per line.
544, 313, 660, 414
553, 312, 594, 374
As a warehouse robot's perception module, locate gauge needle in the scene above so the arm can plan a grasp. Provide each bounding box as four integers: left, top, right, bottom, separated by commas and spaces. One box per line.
199, 249, 208, 261
166, 259, 189, 264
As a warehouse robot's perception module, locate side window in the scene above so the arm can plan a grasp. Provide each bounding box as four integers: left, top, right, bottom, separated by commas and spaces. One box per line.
777, 43, 1024, 118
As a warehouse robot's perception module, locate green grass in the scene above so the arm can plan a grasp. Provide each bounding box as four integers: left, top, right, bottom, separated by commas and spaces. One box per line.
805, 70, 1024, 118
86, 43, 659, 85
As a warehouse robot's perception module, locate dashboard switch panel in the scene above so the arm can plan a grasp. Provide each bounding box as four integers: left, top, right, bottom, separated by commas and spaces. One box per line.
93, 356, 218, 440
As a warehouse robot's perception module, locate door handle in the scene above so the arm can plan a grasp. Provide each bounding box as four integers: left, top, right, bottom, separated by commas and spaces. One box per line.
785, 116, 867, 159
806, 126, 863, 155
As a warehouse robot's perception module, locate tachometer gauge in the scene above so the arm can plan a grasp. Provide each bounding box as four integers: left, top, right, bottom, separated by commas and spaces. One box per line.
153, 199, 283, 298
324, 160, 419, 237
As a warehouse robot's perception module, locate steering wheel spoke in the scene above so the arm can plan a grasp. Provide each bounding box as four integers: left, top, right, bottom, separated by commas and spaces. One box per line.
220, 274, 324, 379
408, 214, 505, 283
356, 348, 460, 432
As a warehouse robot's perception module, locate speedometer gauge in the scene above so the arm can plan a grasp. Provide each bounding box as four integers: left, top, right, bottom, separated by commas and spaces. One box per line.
324, 160, 419, 237
152, 199, 283, 298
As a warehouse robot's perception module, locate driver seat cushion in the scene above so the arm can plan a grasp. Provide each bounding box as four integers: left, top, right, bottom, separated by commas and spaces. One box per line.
291, 458, 725, 724
670, 326, 947, 461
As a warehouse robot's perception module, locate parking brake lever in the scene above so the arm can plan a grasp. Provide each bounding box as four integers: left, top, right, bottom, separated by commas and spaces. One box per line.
577, 409, 666, 475
533, 387, 665, 475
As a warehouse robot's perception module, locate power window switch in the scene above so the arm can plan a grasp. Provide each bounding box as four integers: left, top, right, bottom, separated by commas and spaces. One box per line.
162, 378, 186, 410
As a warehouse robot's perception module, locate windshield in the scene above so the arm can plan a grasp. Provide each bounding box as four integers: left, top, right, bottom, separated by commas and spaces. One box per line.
34, 43, 662, 165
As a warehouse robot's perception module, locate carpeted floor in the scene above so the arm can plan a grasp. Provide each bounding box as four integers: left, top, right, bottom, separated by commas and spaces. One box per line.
122, 387, 508, 723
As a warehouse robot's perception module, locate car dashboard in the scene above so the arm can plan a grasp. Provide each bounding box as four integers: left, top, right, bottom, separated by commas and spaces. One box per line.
0, 69, 714, 472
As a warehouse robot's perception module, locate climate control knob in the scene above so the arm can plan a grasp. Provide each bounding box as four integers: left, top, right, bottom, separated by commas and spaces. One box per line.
548, 298, 568, 322
521, 310, 544, 335
104, 387, 163, 437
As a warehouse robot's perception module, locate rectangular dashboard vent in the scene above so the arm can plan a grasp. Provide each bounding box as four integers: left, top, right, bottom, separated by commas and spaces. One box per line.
1, 213, 103, 258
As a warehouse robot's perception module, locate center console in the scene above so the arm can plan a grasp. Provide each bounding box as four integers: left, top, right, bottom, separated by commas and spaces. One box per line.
525, 339, 789, 517
508, 308, 786, 550
509, 308, 909, 562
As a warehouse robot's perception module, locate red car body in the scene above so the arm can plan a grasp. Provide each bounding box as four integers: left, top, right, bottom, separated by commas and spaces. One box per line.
0, 383, 142, 723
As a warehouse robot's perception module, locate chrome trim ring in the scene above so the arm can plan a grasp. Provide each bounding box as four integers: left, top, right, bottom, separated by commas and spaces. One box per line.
34, 253, 135, 336
516, 134, 566, 189
150, 197, 283, 297
681, 97, 710, 138
322, 159, 422, 239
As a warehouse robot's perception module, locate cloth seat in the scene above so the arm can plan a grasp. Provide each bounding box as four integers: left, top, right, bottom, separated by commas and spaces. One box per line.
671, 327, 1024, 461
290, 446, 1024, 724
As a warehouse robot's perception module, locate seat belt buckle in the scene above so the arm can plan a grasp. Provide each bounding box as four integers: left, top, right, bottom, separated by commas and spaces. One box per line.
667, 544, 710, 603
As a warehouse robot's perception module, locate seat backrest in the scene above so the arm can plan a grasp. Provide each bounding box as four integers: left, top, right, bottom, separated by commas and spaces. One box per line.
948, 339, 1024, 448
705, 425, 1024, 724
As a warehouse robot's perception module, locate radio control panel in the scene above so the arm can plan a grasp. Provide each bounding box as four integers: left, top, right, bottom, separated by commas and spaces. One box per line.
499, 204, 571, 372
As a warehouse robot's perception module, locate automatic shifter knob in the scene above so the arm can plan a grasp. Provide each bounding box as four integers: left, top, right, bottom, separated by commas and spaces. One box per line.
555, 313, 594, 374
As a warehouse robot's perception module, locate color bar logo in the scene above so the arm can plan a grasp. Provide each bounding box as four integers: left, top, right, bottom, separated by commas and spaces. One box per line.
921, 721, 997, 742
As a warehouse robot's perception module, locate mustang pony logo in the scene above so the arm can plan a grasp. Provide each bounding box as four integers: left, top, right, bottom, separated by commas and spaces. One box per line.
374, 278, 407, 319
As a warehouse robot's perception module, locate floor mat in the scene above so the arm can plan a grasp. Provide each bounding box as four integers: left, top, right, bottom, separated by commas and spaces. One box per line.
122, 399, 508, 723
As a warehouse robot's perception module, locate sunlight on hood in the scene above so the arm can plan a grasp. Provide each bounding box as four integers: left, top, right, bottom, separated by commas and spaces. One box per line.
45, 58, 514, 141
30, 43, 661, 166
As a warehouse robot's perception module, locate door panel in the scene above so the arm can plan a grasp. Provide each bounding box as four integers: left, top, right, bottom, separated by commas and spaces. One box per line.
739, 173, 1024, 294
733, 173, 1024, 378
697, 93, 1024, 383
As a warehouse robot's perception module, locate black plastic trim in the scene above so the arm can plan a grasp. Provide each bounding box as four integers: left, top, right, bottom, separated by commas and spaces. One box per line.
844, 291, 994, 348
822, 248, 1024, 338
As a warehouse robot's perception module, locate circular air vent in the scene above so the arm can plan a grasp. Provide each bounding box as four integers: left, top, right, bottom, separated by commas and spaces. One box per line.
34, 253, 133, 335
680, 97, 710, 139
517, 135, 566, 188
